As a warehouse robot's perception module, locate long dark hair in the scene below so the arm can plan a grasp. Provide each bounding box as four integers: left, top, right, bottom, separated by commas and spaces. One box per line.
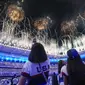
29, 43, 48, 63
67, 49, 85, 74
58, 60, 65, 74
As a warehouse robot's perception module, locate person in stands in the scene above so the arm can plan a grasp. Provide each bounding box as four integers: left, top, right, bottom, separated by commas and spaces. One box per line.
18, 43, 50, 85
61, 49, 85, 85
58, 60, 65, 85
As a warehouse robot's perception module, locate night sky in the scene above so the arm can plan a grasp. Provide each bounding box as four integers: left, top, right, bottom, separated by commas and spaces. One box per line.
1, 0, 85, 46
23, 0, 84, 17
23, 0, 85, 34
22, 0, 85, 45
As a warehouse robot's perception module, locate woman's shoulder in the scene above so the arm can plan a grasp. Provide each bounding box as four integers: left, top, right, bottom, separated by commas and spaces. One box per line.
61, 65, 68, 76
40, 58, 50, 65
61, 65, 67, 72
23, 61, 31, 68
45, 59, 50, 63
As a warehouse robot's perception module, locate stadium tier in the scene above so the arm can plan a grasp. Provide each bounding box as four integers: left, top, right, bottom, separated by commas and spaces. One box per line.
0, 44, 85, 63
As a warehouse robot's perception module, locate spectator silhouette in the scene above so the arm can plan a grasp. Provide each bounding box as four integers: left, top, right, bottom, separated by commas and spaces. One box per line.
18, 43, 50, 85
61, 49, 85, 85
58, 60, 65, 85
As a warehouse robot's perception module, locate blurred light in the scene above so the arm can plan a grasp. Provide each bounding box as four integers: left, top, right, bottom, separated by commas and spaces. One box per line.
22, 0, 24, 2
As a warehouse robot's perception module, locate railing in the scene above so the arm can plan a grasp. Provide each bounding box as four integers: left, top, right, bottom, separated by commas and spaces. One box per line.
0, 73, 58, 85
0, 75, 20, 85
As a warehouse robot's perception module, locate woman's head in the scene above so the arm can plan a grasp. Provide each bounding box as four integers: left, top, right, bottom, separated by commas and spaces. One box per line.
67, 49, 80, 60
29, 43, 47, 63
58, 60, 65, 74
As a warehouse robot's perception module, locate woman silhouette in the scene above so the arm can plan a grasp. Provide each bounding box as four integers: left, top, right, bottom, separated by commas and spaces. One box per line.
18, 43, 50, 85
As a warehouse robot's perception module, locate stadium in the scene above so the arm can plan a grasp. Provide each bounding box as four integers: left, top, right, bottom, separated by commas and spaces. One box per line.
0, 0, 85, 85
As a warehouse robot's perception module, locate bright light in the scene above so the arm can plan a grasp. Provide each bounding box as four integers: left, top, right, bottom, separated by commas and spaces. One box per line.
33, 16, 52, 30
61, 20, 76, 35
7, 4, 24, 22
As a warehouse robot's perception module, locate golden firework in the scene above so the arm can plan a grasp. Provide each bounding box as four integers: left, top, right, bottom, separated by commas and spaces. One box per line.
33, 18, 49, 30
7, 4, 24, 22
61, 20, 76, 35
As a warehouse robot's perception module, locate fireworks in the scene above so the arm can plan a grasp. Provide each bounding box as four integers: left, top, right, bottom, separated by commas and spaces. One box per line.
1, 1, 83, 56
79, 9, 85, 19
61, 20, 76, 35
82, 11, 85, 18
7, 4, 24, 22
33, 16, 52, 30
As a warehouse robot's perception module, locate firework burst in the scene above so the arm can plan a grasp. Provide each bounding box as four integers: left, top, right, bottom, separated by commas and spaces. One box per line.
61, 20, 77, 35
7, 4, 24, 22
33, 16, 52, 30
